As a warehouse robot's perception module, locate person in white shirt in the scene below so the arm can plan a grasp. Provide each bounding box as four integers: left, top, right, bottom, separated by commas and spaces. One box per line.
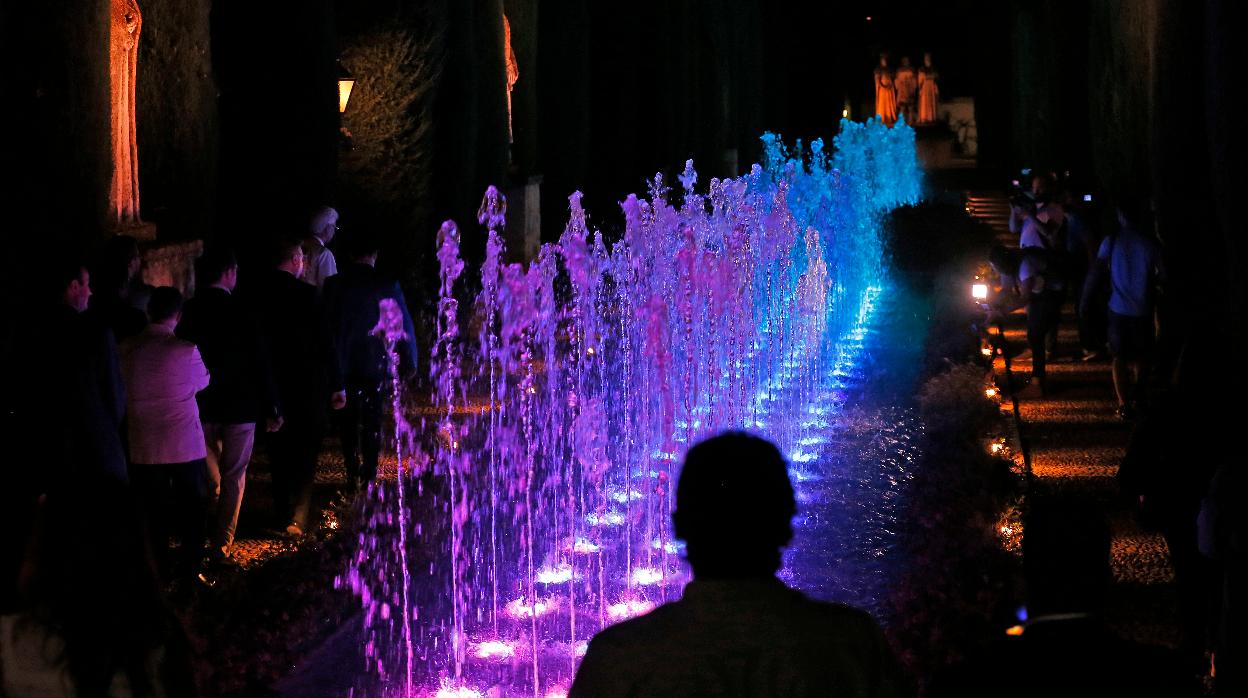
302, 206, 339, 289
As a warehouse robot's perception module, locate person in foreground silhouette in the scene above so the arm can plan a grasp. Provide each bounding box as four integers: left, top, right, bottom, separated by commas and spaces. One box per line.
0, 484, 197, 696
930, 499, 1194, 697
570, 432, 900, 698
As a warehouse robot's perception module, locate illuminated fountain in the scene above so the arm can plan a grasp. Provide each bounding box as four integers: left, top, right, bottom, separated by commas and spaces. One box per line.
339, 118, 922, 697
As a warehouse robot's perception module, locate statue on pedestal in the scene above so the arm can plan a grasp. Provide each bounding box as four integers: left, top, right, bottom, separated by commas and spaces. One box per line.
895, 56, 918, 125
874, 54, 897, 127
109, 0, 153, 238
918, 51, 940, 125
504, 14, 519, 144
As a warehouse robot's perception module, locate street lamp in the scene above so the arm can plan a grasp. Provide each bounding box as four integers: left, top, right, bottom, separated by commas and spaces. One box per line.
338, 63, 355, 114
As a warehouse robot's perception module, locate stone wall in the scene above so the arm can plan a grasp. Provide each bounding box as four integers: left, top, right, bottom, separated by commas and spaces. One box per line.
136, 0, 218, 242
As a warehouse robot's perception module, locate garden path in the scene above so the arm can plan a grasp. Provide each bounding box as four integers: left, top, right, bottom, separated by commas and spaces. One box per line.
965, 191, 1180, 647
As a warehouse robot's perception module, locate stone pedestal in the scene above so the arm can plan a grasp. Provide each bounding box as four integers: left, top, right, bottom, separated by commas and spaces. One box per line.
140, 238, 202, 294
915, 127, 956, 170
112, 220, 158, 242
504, 175, 541, 263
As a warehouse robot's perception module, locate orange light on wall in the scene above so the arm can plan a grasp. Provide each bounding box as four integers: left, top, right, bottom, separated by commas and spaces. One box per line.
338, 64, 355, 114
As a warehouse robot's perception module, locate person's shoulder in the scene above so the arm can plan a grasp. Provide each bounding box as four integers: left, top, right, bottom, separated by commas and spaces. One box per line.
796, 595, 883, 631
588, 601, 683, 649
154, 330, 199, 354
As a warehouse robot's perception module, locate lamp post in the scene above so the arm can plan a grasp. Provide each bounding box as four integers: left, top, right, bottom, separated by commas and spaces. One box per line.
337, 62, 355, 150
338, 63, 355, 114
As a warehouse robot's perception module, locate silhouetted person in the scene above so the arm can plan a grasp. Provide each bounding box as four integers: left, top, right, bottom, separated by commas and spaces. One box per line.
571, 432, 900, 698
1015, 245, 1065, 398
177, 246, 281, 565
932, 500, 1194, 697
0, 484, 197, 696
1119, 383, 1220, 673
1091, 197, 1164, 419
120, 287, 211, 580
248, 239, 344, 536
88, 234, 149, 341
323, 233, 416, 492
2, 256, 127, 610
1199, 460, 1247, 697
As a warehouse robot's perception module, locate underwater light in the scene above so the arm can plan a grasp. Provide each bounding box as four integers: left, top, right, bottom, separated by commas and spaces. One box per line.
535, 564, 573, 584
505, 597, 558, 619
607, 598, 656, 620
567, 537, 601, 554
630, 567, 666, 586
472, 640, 517, 659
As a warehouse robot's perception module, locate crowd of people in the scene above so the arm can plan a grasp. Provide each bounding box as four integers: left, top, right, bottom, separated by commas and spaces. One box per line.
0, 187, 1235, 695
984, 173, 1243, 694
986, 172, 1164, 418
0, 207, 418, 694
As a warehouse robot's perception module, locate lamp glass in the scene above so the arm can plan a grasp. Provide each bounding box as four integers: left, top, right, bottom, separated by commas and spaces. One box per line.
972, 283, 989, 300
338, 77, 355, 114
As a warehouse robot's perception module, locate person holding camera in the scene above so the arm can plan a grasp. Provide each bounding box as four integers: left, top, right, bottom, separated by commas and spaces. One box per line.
1016, 244, 1067, 398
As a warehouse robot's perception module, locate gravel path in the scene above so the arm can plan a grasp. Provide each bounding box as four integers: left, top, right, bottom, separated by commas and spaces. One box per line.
967, 191, 1181, 649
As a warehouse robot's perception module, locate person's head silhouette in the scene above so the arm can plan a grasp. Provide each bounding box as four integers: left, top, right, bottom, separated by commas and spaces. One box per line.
673, 432, 796, 580
1023, 499, 1111, 616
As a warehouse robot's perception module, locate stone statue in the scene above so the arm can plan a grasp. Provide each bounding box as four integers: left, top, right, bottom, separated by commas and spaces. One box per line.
504, 14, 519, 143
874, 54, 897, 127
110, 0, 144, 228
918, 52, 940, 124
894, 56, 918, 125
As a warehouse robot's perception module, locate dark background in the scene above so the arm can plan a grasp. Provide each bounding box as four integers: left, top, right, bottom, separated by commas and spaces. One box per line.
1, 0, 1243, 395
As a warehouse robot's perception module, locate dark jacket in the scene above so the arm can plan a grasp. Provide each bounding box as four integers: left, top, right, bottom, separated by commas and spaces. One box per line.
323, 262, 417, 383
245, 270, 341, 429
88, 290, 147, 342
13, 304, 128, 487
176, 286, 278, 424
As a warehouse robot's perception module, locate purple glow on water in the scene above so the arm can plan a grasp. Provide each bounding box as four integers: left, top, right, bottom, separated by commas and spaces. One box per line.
605, 598, 656, 621
472, 640, 519, 660
343, 121, 923, 696
504, 597, 558, 620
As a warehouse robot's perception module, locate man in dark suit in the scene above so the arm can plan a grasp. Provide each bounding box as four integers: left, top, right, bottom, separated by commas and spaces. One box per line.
177, 246, 281, 563
323, 233, 417, 493
3, 256, 127, 608
87, 234, 149, 342
247, 239, 344, 536
29, 257, 129, 487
